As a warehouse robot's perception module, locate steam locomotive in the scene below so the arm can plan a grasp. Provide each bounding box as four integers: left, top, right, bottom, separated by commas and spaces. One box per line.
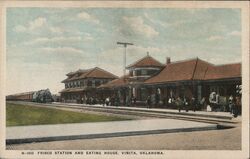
32, 89, 54, 103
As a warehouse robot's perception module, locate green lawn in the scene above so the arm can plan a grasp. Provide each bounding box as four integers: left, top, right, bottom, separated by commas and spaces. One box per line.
6, 103, 131, 126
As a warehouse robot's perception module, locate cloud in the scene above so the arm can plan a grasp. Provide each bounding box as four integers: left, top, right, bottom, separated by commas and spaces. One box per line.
29, 17, 47, 30
41, 47, 84, 54
14, 17, 47, 33
144, 13, 188, 29
24, 36, 82, 45
49, 26, 64, 34
84, 36, 94, 41
207, 35, 224, 41
143, 13, 167, 28
13, 25, 26, 32
24, 35, 93, 45
13, 17, 66, 35
77, 11, 100, 24
228, 30, 241, 36
121, 16, 159, 38
7, 60, 67, 95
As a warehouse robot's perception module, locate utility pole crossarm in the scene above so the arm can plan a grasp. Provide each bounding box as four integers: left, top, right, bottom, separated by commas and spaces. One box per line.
117, 42, 134, 47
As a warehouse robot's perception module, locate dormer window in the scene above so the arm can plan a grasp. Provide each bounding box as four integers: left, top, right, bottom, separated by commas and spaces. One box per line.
137, 70, 141, 76
141, 70, 147, 76
133, 70, 136, 76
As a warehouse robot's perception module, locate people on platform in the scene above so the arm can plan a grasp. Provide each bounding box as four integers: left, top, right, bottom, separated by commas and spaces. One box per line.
190, 96, 197, 112
102, 97, 105, 106
168, 97, 175, 107
176, 96, 183, 112
79, 91, 241, 116
147, 95, 151, 109
105, 97, 110, 106
228, 95, 234, 114
183, 96, 189, 112
233, 95, 241, 118
209, 92, 219, 111
199, 97, 206, 110
131, 95, 136, 106
155, 92, 160, 106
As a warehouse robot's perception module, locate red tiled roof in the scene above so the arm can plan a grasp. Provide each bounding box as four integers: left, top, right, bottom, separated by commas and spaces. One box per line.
126, 55, 164, 69
145, 58, 241, 84
205, 63, 241, 80
193, 59, 214, 80
98, 75, 129, 89
145, 58, 198, 84
62, 67, 118, 83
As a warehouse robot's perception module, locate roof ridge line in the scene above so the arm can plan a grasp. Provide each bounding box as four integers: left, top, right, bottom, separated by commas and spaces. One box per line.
126, 55, 164, 68
83, 67, 98, 77
93, 67, 119, 78
191, 58, 198, 80
167, 57, 198, 65
126, 55, 149, 68
214, 62, 241, 67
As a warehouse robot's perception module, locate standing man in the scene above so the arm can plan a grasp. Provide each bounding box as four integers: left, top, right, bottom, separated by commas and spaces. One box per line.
234, 95, 241, 118
184, 96, 189, 112
190, 96, 196, 112
176, 96, 183, 112
209, 92, 217, 111
228, 95, 234, 114
147, 95, 151, 109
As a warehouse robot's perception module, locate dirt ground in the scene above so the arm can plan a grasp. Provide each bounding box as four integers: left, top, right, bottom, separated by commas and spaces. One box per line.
6, 123, 241, 150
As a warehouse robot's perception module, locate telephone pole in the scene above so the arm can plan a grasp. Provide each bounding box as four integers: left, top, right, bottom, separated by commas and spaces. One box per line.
117, 42, 134, 79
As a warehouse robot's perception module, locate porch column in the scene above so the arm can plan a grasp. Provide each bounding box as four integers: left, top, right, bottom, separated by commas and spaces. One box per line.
197, 85, 202, 101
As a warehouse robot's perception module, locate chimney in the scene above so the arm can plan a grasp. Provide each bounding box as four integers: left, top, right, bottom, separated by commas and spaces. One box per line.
166, 57, 171, 64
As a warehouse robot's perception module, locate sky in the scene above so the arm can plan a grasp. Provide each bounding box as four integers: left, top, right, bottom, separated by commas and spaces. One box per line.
6, 8, 241, 95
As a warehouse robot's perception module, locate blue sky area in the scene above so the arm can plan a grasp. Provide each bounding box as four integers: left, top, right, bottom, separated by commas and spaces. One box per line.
6, 8, 241, 94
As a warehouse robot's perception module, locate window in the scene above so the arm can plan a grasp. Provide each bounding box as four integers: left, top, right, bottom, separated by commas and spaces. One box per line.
95, 80, 101, 86
102, 79, 107, 84
141, 70, 147, 75
87, 80, 92, 87
133, 70, 136, 76
80, 81, 84, 87
137, 70, 141, 76
148, 70, 156, 75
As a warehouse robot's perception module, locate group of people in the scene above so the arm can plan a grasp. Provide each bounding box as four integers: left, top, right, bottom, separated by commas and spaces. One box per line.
146, 92, 161, 109
175, 96, 198, 112
228, 94, 241, 117
209, 92, 241, 117
80, 91, 241, 118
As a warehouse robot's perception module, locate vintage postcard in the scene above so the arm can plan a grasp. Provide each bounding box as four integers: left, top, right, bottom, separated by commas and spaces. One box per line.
0, 1, 249, 159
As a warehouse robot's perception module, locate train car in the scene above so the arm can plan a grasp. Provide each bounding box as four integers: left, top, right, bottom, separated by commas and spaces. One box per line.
6, 91, 35, 101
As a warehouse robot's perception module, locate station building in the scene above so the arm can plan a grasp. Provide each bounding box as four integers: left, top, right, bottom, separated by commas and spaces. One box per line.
60, 67, 118, 103
98, 55, 241, 110
60, 55, 241, 111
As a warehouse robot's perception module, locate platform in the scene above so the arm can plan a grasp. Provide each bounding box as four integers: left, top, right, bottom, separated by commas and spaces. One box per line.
6, 119, 217, 144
